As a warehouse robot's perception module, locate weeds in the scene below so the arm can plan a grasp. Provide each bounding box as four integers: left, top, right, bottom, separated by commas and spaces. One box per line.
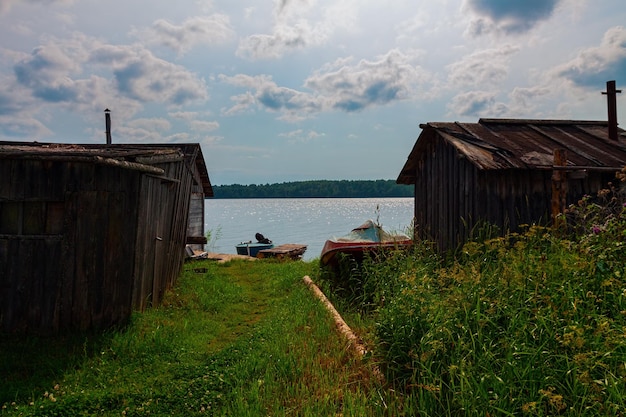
366, 171, 626, 415
205, 226, 223, 252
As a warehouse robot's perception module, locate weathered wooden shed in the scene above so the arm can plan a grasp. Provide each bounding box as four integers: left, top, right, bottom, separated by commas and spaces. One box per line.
0, 142, 213, 334
397, 119, 626, 252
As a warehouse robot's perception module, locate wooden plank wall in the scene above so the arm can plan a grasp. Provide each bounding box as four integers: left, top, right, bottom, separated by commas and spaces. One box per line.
0, 159, 140, 333
131, 158, 194, 311
413, 135, 619, 253
1, 153, 203, 333
186, 191, 205, 251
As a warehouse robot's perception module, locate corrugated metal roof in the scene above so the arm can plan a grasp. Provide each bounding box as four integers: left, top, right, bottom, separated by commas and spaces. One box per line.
397, 119, 626, 184
0, 141, 213, 196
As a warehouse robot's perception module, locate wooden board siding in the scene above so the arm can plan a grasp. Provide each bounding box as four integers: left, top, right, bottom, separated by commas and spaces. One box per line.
401, 120, 626, 253
0, 142, 213, 334
411, 136, 620, 252
0, 146, 208, 334
186, 192, 206, 249
131, 158, 196, 311
0, 160, 140, 332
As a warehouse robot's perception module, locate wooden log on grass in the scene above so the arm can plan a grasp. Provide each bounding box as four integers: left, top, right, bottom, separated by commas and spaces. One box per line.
302, 275, 384, 382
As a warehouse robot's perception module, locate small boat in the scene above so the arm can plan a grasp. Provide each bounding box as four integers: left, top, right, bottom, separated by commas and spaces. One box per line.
235, 233, 274, 257
236, 242, 274, 257
320, 220, 412, 266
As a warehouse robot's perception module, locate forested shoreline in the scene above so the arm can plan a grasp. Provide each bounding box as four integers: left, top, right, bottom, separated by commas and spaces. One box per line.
212, 179, 413, 198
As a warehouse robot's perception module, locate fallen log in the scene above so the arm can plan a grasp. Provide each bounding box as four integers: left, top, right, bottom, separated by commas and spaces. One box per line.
302, 275, 384, 381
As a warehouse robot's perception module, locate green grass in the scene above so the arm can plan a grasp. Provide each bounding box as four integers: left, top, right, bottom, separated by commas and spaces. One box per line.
1, 260, 392, 416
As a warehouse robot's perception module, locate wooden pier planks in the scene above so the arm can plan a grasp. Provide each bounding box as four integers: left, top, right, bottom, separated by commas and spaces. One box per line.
257, 244, 307, 260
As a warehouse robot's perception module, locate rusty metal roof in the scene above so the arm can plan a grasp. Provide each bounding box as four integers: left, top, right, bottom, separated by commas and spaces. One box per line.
397, 118, 626, 184
0, 141, 213, 196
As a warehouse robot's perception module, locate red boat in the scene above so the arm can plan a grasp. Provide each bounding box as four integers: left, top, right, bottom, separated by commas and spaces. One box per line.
320, 220, 412, 266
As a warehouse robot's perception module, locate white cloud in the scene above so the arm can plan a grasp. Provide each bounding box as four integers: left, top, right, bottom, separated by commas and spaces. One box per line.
134, 15, 235, 56
3, 32, 209, 138
221, 49, 430, 120
190, 120, 219, 132
447, 45, 520, 88
279, 128, 325, 143
236, 0, 357, 60
305, 49, 430, 112
220, 74, 321, 120
553, 26, 626, 88
169, 111, 200, 121
90, 44, 208, 105
509, 85, 552, 112
448, 90, 507, 117
0, 113, 52, 138
128, 117, 172, 132
10, 33, 209, 113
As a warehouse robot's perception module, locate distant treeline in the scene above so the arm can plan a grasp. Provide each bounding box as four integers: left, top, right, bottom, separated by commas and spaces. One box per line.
212, 180, 414, 198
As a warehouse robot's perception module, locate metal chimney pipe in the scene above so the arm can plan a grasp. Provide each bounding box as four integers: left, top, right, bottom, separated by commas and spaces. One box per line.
602, 81, 621, 141
104, 108, 112, 144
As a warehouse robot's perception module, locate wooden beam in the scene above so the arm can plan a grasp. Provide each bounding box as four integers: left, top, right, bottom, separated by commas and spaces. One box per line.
186, 235, 207, 244
551, 149, 568, 229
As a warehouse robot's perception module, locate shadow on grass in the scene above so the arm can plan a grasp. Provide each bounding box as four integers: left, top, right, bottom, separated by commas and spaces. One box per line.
0, 330, 115, 404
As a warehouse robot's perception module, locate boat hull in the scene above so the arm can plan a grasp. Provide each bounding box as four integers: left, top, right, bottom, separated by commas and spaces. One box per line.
320, 239, 412, 266
320, 220, 412, 267
235, 242, 274, 257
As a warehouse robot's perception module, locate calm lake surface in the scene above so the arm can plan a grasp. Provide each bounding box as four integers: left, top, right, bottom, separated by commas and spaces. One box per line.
204, 198, 414, 261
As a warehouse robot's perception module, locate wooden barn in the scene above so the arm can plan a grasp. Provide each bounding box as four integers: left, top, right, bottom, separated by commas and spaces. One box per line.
397, 118, 626, 252
0, 142, 213, 334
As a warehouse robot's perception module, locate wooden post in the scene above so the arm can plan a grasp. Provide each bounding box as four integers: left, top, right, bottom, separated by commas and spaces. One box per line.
602, 80, 621, 141
551, 149, 567, 230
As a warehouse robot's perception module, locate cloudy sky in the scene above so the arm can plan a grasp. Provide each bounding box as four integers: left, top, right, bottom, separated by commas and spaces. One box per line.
1, 0, 625, 184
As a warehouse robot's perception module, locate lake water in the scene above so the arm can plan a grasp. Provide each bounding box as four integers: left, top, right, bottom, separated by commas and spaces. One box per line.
204, 198, 414, 260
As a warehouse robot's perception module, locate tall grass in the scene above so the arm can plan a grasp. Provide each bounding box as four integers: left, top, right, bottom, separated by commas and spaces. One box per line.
346, 173, 626, 416
205, 225, 223, 252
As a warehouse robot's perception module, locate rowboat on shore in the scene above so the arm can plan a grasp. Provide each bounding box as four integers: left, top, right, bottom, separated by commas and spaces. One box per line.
235, 242, 274, 257
320, 219, 412, 266
236, 232, 274, 257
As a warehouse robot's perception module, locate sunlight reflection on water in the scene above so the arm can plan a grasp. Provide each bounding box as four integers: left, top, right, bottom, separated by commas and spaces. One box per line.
204, 198, 414, 260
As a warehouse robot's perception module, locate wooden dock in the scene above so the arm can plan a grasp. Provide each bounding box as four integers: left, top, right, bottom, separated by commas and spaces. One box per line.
257, 244, 308, 260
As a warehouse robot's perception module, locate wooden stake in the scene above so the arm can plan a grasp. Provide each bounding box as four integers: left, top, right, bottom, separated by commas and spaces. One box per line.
551, 149, 567, 229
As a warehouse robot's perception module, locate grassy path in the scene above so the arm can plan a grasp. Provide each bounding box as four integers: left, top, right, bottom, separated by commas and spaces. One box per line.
1, 259, 391, 416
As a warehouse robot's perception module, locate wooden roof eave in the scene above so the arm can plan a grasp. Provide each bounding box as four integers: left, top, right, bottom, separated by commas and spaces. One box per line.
396, 126, 434, 184
158, 143, 213, 197
193, 145, 213, 197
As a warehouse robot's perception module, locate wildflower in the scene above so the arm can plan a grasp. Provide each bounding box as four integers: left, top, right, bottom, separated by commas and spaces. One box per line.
591, 225, 602, 234
560, 326, 585, 349
522, 402, 537, 413
539, 387, 567, 413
